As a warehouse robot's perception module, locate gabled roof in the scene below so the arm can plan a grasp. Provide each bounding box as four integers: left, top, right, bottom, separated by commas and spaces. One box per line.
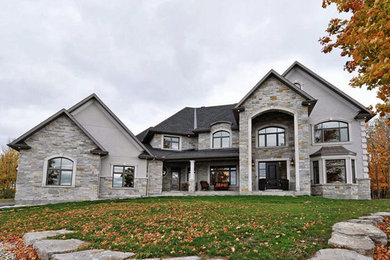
8, 109, 108, 155
136, 104, 238, 142
68, 93, 152, 156
235, 69, 317, 109
282, 61, 373, 120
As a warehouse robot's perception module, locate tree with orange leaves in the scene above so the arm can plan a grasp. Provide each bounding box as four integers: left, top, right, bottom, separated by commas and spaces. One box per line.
367, 118, 390, 199
320, 0, 390, 118
0, 147, 18, 198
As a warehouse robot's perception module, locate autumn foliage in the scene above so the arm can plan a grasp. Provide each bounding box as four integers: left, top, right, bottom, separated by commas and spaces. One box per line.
0, 147, 18, 199
320, 0, 390, 117
367, 118, 390, 199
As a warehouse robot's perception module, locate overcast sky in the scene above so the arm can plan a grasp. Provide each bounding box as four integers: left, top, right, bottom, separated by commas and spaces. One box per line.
0, 0, 380, 148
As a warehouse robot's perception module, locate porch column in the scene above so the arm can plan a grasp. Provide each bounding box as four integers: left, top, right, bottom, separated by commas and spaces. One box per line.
189, 160, 196, 193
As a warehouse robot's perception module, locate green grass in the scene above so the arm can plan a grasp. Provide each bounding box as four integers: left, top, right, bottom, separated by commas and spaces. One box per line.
0, 199, 14, 203
0, 196, 389, 259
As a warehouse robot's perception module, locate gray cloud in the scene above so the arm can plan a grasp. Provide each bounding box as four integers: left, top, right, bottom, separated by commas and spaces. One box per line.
0, 0, 379, 147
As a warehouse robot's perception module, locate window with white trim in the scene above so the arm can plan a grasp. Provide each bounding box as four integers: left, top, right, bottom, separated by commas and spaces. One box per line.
312, 161, 320, 184
326, 159, 346, 183
46, 157, 74, 186
113, 165, 135, 188
314, 121, 349, 143
212, 131, 230, 148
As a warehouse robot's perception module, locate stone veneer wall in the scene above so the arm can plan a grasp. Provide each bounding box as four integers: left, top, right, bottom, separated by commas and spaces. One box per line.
198, 123, 239, 150
99, 178, 147, 198
311, 184, 359, 199
15, 115, 101, 205
251, 112, 296, 189
238, 77, 311, 193
148, 160, 163, 195
150, 134, 197, 150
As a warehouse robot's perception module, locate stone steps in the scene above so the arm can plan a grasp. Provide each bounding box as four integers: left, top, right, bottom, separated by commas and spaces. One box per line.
310, 211, 390, 260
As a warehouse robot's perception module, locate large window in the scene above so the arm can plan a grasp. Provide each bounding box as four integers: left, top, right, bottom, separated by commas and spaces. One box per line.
113, 165, 135, 188
326, 159, 346, 183
46, 157, 74, 186
314, 121, 349, 143
163, 136, 180, 150
212, 131, 230, 148
210, 166, 237, 186
312, 161, 320, 184
258, 127, 285, 147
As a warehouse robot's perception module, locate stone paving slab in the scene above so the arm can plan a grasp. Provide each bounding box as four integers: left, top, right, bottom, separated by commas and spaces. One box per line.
310, 248, 373, 260
328, 232, 375, 256
24, 230, 74, 246
332, 222, 387, 245
372, 212, 390, 217
33, 239, 88, 260
51, 249, 135, 259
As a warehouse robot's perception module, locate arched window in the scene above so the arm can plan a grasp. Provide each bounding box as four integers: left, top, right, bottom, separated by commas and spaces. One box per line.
46, 157, 74, 186
314, 121, 349, 143
258, 127, 285, 147
212, 131, 230, 148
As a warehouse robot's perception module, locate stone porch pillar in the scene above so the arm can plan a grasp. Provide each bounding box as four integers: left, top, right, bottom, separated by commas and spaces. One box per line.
189, 160, 196, 193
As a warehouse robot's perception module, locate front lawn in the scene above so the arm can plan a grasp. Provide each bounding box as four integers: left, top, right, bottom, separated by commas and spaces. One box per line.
0, 196, 389, 259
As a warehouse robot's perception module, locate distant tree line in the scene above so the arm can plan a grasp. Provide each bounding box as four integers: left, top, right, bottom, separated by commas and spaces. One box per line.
0, 147, 18, 199
367, 118, 390, 199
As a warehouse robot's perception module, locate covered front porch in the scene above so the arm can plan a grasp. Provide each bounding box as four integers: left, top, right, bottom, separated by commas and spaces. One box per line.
162, 158, 240, 192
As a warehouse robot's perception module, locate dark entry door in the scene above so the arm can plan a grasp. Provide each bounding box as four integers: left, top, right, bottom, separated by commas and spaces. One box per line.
266, 162, 279, 189
171, 169, 180, 191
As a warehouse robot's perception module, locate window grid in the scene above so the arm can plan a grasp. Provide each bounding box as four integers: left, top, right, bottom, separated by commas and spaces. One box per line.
46, 157, 73, 186
163, 136, 180, 150
112, 165, 135, 188
212, 131, 230, 148
314, 121, 349, 143
210, 166, 237, 186
258, 127, 286, 147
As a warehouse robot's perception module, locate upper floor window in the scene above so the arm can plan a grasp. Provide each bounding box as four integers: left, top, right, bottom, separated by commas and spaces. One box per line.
212, 131, 230, 148
258, 127, 285, 147
113, 165, 135, 188
314, 121, 349, 143
46, 157, 74, 186
163, 136, 180, 150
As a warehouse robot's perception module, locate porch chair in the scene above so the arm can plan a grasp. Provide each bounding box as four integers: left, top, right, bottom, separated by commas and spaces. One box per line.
200, 181, 209, 191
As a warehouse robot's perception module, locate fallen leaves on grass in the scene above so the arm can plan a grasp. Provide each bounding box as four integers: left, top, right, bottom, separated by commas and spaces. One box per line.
375, 217, 390, 260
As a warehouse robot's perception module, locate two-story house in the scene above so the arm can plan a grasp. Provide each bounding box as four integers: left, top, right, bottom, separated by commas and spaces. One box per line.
8, 62, 373, 205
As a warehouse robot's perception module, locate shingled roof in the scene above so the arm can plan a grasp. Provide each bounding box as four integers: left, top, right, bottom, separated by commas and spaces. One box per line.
137, 104, 238, 142
139, 145, 239, 161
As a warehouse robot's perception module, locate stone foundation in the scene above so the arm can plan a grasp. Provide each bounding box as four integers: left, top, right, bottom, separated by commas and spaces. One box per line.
98, 177, 147, 199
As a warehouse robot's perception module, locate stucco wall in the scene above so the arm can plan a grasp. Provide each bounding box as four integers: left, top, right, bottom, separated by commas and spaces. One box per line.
70, 100, 148, 181
15, 115, 101, 205
284, 67, 368, 180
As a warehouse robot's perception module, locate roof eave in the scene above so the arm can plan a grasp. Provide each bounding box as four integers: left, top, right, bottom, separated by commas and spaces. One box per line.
235, 70, 314, 109
283, 61, 372, 115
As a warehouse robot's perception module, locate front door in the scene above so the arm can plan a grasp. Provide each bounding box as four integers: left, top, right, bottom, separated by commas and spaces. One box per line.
266, 162, 279, 189
171, 169, 180, 191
